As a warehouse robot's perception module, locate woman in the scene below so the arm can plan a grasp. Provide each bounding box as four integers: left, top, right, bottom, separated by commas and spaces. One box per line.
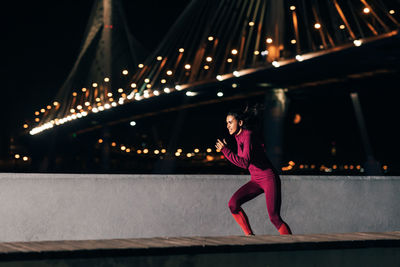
215, 105, 292, 236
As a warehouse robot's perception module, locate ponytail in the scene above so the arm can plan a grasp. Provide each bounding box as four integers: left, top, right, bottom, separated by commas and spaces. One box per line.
227, 103, 264, 131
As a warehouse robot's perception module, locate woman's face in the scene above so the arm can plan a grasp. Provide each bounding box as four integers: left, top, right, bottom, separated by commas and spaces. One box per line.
226, 115, 242, 135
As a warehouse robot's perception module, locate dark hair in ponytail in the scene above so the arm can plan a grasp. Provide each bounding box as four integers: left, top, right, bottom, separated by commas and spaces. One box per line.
227, 103, 264, 132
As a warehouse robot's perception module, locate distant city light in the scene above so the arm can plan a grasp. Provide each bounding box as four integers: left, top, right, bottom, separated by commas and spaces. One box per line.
254, 50, 260, 55
339, 24, 345, 29
157, 56, 162, 61
107, 92, 113, 97
138, 64, 144, 68
206, 57, 212, 62
291, 39, 296, 44
23, 156, 28, 161
261, 50, 268, 56
295, 55, 304, 61
185, 64, 191, 70
161, 79, 166, 84
389, 10, 395, 14
104, 77, 110, 82
15, 154, 20, 159
122, 70, 128, 75
153, 90, 160, 96
175, 85, 182, 90
314, 23, 321, 29
130, 121, 136, 126
164, 87, 171, 93
217, 92, 223, 97
166, 70, 173, 76
130, 83, 137, 88
216, 75, 223, 81
179, 48, 184, 53
208, 36, 214, 41
363, 7, 370, 14
248, 22, 255, 26
233, 71, 240, 77
266, 38, 273, 43
272, 61, 280, 67
92, 83, 98, 87
144, 78, 150, 83
231, 49, 238, 55
227, 58, 233, 63
290, 6, 296, 10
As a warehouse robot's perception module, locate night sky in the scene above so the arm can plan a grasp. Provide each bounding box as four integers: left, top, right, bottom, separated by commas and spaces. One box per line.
2, 0, 189, 139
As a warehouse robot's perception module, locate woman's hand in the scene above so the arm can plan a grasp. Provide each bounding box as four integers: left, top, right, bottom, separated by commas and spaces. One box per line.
215, 139, 227, 151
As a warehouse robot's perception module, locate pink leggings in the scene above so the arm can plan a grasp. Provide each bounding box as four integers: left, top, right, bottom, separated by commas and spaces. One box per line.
228, 173, 286, 230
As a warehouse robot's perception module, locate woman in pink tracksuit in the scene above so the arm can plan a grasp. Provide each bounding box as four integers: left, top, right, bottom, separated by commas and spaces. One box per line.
215, 107, 292, 236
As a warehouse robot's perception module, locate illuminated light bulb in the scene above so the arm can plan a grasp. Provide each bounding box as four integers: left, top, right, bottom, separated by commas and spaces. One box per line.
186, 91, 197, 96
82, 88, 87, 93
130, 83, 137, 88
121, 145, 126, 151
232, 83, 238, 88
179, 48, 184, 53
118, 88, 124, 93
184, 64, 191, 70
104, 77, 110, 82
146, 84, 152, 89
231, 49, 238, 55
166, 70, 173, 76
40, 108, 45, 113
194, 148, 199, 153
107, 92, 112, 97
130, 121, 136, 126
295, 55, 304, 61
70, 108, 75, 113
353, 39, 362, 46
92, 107, 99, 113
266, 38, 273, 43
76, 105, 82, 110
98, 106, 104, 111
216, 75, 223, 81
339, 24, 345, 29
144, 78, 150, 83
272, 61, 280, 67
314, 23, 321, 29
97, 102, 102, 107
154, 150, 160, 154
98, 139, 104, 144
138, 64, 144, 68
96, 97, 101, 102
127, 94, 133, 100
135, 94, 142, 101
389, 10, 395, 14
104, 103, 111, 109
71, 114, 77, 120
53, 101, 59, 106
15, 154, 20, 159
35, 111, 40, 115
161, 79, 166, 84
111, 142, 116, 147
216, 149, 221, 153
290, 5, 296, 10
164, 87, 171, 93
92, 83, 98, 87
175, 85, 182, 90
227, 58, 233, 63
206, 57, 212, 62
248, 21, 255, 26
109, 97, 114, 102
261, 50, 268, 56
144, 92, 150, 98
122, 70, 128, 75
81, 111, 88, 116
233, 71, 240, 77
126, 148, 131, 153
363, 7, 370, 14
47, 105, 51, 110
153, 90, 160, 96
23, 156, 28, 161
204, 65, 209, 70
76, 113, 82, 118
23, 123, 28, 129
175, 152, 181, 157
143, 149, 149, 154
177, 149, 183, 153
291, 39, 296, 44
161, 149, 166, 153
72, 92, 77, 96
85, 101, 90, 106
157, 56, 162, 61
186, 153, 192, 158
217, 92, 223, 97
254, 50, 260, 55
111, 102, 117, 107
208, 36, 214, 41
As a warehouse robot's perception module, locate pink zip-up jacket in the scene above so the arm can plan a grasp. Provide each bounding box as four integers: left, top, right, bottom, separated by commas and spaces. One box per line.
221, 128, 275, 179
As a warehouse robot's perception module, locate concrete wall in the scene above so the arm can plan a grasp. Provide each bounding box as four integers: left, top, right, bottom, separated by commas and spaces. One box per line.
0, 173, 399, 242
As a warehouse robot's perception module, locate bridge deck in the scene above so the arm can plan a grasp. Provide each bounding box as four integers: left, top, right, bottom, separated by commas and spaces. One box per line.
1, 231, 399, 262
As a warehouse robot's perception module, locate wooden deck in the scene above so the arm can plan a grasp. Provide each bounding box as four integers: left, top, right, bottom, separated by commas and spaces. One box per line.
0, 231, 399, 261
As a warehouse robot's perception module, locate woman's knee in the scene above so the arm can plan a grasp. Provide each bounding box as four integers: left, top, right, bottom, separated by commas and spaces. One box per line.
228, 198, 240, 213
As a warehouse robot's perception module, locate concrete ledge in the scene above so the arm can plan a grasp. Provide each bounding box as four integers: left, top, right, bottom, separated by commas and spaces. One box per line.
0, 173, 399, 242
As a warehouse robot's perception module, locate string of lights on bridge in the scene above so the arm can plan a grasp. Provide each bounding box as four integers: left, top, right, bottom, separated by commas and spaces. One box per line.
26, 3, 399, 135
